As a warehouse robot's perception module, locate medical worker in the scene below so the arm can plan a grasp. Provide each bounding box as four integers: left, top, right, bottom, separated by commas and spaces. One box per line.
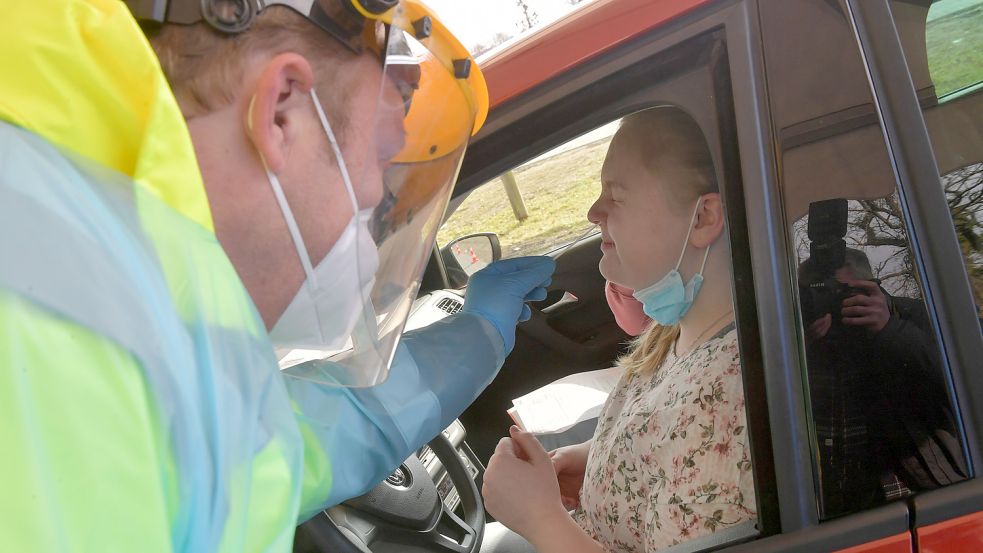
0, 0, 554, 551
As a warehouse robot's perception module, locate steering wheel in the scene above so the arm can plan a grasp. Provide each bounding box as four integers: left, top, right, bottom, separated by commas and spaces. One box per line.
294, 433, 485, 553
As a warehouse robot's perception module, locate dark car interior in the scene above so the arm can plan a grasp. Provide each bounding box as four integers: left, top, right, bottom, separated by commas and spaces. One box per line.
292, 233, 628, 553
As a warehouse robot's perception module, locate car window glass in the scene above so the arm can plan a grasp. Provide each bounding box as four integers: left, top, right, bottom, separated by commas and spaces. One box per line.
760, 0, 970, 521
891, 0, 983, 323
437, 124, 614, 259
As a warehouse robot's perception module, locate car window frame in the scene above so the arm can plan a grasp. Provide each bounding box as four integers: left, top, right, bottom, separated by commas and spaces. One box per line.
455, 0, 983, 549
458, 0, 780, 544
847, 0, 983, 529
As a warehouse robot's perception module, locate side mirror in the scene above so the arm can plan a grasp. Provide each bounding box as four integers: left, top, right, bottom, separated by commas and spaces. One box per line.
440, 232, 502, 288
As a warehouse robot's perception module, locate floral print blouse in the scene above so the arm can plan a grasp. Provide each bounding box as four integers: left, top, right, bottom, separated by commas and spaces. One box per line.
575, 325, 756, 552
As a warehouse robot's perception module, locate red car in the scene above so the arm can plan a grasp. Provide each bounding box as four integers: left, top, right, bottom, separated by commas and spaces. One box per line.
297, 1, 983, 552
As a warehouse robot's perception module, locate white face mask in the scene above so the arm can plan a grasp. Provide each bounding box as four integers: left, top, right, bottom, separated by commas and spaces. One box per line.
263, 89, 380, 350
269, 208, 378, 350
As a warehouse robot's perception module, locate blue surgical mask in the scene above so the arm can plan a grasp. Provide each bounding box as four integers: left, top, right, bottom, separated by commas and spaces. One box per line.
632, 198, 712, 325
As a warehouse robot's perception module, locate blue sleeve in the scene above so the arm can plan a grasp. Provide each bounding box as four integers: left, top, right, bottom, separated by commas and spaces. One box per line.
284, 312, 505, 519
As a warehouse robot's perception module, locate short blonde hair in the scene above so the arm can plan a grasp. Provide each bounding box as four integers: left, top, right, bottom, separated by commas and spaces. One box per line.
615, 106, 718, 377
149, 6, 357, 133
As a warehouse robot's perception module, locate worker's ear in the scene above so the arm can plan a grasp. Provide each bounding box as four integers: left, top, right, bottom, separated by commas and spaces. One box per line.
245, 53, 315, 173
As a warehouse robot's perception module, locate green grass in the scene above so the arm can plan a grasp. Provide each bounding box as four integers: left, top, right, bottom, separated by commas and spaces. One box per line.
926, 3, 983, 97
438, 140, 607, 257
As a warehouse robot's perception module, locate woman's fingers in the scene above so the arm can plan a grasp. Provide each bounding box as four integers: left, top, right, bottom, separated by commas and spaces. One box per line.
510, 425, 550, 466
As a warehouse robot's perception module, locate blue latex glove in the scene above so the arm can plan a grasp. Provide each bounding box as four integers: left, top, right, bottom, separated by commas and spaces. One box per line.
462, 256, 556, 355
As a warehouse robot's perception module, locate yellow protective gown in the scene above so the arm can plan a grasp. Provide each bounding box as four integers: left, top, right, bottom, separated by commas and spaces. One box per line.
0, 1, 506, 551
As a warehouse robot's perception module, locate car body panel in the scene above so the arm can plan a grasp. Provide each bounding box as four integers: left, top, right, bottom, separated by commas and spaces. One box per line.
834, 533, 913, 553
454, 0, 982, 551
916, 511, 983, 553
480, 0, 712, 107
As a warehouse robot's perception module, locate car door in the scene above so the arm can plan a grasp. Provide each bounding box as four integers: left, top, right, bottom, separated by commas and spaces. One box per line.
454, 2, 774, 544
453, 0, 982, 551
853, 1, 983, 550
733, 0, 983, 550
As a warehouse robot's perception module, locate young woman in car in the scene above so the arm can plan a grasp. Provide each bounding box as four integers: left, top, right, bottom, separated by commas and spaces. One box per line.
481, 106, 756, 552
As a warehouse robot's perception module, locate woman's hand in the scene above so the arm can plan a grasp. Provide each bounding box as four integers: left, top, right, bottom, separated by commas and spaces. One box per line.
482, 426, 571, 543
550, 440, 592, 510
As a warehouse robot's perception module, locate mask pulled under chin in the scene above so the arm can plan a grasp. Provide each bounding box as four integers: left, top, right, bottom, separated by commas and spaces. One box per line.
632, 198, 711, 326
270, 209, 379, 351
633, 270, 704, 326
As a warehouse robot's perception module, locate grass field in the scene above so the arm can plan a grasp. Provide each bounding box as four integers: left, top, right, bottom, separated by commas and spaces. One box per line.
925, 2, 983, 97
439, 3, 983, 260
437, 139, 608, 257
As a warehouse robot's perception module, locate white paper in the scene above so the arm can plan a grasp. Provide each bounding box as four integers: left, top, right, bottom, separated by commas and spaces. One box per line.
510, 366, 623, 434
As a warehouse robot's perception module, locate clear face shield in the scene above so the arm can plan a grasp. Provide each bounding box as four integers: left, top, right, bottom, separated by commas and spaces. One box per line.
272, 7, 487, 387
125, 0, 487, 387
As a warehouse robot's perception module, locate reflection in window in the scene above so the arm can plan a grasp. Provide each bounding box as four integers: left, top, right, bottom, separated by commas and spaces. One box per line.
759, 0, 972, 521
943, 163, 983, 318
791, 198, 968, 518
891, 0, 983, 319
792, 198, 919, 298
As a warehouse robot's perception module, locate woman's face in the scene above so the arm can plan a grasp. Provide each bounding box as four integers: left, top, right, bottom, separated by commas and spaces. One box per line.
587, 128, 694, 290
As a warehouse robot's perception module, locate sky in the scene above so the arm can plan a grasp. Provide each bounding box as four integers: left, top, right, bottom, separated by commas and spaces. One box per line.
425, 0, 590, 52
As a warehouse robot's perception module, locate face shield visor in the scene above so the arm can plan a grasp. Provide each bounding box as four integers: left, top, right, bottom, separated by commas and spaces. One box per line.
267, 4, 487, 387
126, 0, 487, 387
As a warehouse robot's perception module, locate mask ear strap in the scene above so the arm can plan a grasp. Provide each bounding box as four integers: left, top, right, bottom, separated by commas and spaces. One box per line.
675, 197, 704, 270
267, 170, 318, 288
698, 242, 712, 276
251, 94, 318, 289
311, 89, 359, 215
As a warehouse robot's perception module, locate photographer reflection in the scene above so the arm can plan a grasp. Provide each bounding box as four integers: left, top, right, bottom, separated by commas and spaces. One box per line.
799, 200, 966, 518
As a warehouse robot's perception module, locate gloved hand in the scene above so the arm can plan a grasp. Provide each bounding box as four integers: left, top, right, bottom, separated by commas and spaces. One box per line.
462, 256, 556, 355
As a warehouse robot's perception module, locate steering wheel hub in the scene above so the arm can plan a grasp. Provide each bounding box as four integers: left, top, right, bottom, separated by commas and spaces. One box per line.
385, 465, 412, 488
294, 434, 485, 553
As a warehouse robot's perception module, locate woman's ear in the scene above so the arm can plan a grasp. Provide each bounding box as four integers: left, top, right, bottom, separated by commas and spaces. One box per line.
245, 53, 315, 173
691, 192, 725, 248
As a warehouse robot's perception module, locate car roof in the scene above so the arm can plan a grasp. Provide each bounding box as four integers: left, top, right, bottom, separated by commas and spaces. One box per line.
477, 0, 715, 108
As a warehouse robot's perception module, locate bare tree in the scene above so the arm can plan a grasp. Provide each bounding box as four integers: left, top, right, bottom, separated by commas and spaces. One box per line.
791, 163, 983, 309
515, 0, 539, 32
471, 32, 513, 57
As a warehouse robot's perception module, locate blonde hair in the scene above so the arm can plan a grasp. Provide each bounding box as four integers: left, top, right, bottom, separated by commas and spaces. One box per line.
614, 106, 718, 377
148, 6, 355, 130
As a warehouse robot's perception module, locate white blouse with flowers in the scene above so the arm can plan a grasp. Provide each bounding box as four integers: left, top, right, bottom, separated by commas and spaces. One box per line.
574, 325, 756, 552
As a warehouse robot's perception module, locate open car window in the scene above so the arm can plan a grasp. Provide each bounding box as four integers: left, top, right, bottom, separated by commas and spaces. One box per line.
454, 8, 774, 546
437, 124, 614, 262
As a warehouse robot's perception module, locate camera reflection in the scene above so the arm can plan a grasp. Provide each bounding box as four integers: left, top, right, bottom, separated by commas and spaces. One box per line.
798, 200, 967, 518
